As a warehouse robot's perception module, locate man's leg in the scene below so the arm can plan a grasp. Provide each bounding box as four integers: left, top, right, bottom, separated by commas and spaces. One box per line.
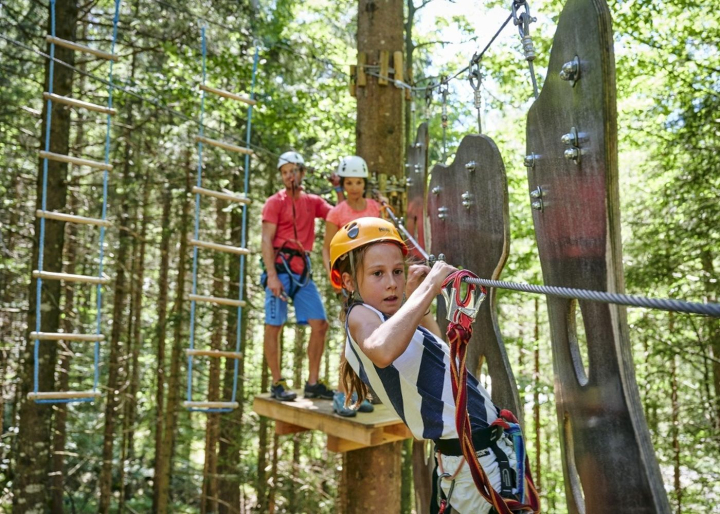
306, 318, 328, 385
263, 277, 296, 401
264, 323, 284, 383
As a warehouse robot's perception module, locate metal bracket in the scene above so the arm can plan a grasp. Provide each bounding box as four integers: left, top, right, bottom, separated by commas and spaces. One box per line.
438, 206, 449, 220
465, 161, 477, 172
559, 55, 581, 86
530, 186, 543, 211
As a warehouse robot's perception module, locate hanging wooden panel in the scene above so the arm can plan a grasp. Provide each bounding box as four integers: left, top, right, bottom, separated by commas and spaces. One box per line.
525, 0, 670, 511
427, 134, 521, 419
405, 123, 429, 260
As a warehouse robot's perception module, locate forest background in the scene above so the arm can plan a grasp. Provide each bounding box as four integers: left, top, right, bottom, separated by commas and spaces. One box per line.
0, 0, 718, 512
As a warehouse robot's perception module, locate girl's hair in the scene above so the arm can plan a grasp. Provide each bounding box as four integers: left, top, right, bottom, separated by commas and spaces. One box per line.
337, 245, 370, 407
339, 177, 367, 198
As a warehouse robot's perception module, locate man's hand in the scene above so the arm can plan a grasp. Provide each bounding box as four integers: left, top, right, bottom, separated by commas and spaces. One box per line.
267, 274, 287, 301
328, 172, 341, 188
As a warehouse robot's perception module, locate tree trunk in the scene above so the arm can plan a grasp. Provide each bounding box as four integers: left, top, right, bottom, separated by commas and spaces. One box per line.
533, 297, 542, 491
289, 325, 305, 508
671, 350, 681, 513
13, 1, 77, 511
98, 46, 139, 514
344, 442, 404, 512
700, 250, 720, 430
156, 158, 193, 513
201, 201, 228, 514
256, 355, 271, 512
400, 439, 413, 513
267, 432, 280, 514
152, 184, 173, 512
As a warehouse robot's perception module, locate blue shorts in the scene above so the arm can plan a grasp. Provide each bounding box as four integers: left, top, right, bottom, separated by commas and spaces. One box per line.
262, 272, 327, 326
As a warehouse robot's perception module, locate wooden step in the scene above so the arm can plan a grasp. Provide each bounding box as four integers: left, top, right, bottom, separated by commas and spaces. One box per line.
186, 349, 243, 359
183, 401, 239, 410
40, 151, 113, 171
46, 35, 118, 61
43, 93, 117, 115
195, 136, 254, 156
188, 294, 246, 308
31, 331, 104, 342
28, 390, 102, 401
199, 84, 257, 106
37, 210, 111, 227
189, 239, 250, 256
33, 270, 110, 285
192, 186, 251, 205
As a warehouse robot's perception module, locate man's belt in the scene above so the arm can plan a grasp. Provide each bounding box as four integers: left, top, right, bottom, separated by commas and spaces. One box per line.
434, 425, 503, 457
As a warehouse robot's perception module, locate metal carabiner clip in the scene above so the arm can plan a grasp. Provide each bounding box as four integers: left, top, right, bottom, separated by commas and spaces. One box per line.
441, 270, 486, 330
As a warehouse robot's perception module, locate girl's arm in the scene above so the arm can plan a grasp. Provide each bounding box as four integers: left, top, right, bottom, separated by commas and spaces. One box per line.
348, 261, 456, 368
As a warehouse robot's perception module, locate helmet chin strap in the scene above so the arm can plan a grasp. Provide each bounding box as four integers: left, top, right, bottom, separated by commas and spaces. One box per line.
348, 251, 363, 302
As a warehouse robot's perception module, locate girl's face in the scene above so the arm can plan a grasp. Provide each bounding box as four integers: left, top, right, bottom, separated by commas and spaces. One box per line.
350, 243, 406, 315
343, 177, 366, 200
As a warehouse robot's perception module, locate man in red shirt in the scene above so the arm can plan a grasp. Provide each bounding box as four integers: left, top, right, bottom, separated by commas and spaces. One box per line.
261, 151, 342, 401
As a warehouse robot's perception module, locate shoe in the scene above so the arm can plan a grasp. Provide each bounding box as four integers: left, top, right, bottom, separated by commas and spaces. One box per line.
270, 378, 297, 401
333, 392, 357, 417
304, 379, 334, 399
350, 392, 374, 413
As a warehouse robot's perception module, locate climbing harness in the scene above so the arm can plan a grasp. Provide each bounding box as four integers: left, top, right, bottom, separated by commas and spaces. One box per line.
512, 0, 540, 100
29, 0, 121, 404
468, 56, 483, 134
440, 269, 540, 514
185, 29, 259, 413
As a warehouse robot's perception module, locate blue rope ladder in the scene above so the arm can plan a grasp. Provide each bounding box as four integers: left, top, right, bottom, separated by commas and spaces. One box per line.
184, 27, 259, 414
30, 0, 122, 404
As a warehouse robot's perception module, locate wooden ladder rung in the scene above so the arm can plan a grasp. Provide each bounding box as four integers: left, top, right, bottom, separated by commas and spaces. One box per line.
189, 239, 250, 256
186, 349, 243, 359
37, 210, 111, 227
28, 390, 101, 400
192, 186, 251, 205
31, 331, 104, 342
43, 93, 117, 115
183, 401, 239, 410
33, 270, 110, 285
46, 35, 118, 61
40, 151, 113, 171
188, 294, 246, 308
199, 84, 257, 106
195, 136, 254, 156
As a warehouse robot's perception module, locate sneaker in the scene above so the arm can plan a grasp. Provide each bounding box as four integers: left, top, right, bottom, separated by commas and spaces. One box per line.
304, 379, 334, 399
270, 378, 297, 402
333, 392, 357, 417
350, 392, 375, 413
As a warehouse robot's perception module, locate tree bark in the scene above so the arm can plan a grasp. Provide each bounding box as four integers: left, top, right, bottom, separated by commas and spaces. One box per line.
344, 441, 404, 512
13, 1, 77, 511
533, 297, 542, 491
152, 184, 173, 512
156, 158, 193, 513
256, 355, 271, 512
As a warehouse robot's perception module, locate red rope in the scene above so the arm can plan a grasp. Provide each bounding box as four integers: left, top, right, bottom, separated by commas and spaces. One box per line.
443, 270, 540, 514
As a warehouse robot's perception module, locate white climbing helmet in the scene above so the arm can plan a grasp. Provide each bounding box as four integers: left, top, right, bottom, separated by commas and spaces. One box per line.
277, 151, 304, 170
337, 156, 368, 178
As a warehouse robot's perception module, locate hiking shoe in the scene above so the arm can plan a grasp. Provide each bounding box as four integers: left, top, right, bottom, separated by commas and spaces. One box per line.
333, 392, 357, 417
304, 379, 334, 399
270, 379, 297, 402
349, 392, 374, 413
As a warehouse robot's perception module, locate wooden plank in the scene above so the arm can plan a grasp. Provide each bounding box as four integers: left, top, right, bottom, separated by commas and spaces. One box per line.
28, 391, 101, 400
327, 436, 366, 453
40, 151, 113, 171
184, 401, 239, 410
378, 50, 390, 85
185, 349, 243, 359
36, 210, 111, 227
188, 293, 246, 308
349, 65, 357, 97
43, 93, 116, 115
192, 186, 250, 205
189, 239, 250, 256
195, 136, 254, 156
31, 331, 104, 342
357, 52, 367, 87
275, 420, 310, 436
46, 35, 118, 61
199, 84, 256, 106
393, 51, 404, 85
33, 270, 110, 285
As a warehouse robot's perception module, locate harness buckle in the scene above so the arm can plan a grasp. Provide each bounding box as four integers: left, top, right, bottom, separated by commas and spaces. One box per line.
441, 271, 486, 331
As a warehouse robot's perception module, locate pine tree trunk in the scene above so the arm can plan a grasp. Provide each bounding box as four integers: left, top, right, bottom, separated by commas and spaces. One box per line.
13, 1, 77, 511
268, 431, 280, 514
152, 184, 173, 512
98, 47, 139, 513
256, 355, 271, 512
400, 439, 413, 514
671, 352, 681, 513
156, 158, 193, 513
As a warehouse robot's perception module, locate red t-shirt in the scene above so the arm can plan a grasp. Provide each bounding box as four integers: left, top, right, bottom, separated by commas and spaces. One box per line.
262, 188, 332, 253
326, 198, 382, 228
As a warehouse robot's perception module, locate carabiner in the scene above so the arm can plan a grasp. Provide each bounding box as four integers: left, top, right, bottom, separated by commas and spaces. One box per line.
441, 270, 486, 330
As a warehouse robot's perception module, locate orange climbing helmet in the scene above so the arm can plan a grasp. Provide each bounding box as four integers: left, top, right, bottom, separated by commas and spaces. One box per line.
329, 217, 408, 288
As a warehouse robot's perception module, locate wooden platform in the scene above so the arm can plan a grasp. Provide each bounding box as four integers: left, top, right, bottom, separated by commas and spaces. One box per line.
253, 391, 413, 452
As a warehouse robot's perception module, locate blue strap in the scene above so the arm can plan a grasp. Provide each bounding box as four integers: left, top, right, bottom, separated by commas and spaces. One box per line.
504, 422, 526, 503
